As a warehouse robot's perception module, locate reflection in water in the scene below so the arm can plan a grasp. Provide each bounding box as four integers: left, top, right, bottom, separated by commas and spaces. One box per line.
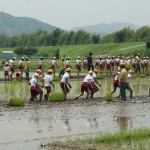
114, 116, 132, 131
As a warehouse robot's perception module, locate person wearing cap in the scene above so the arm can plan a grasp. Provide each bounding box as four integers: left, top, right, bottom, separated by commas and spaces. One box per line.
106, 56, 112, 75
112, 66, 121, 95
135, 53, 140, 74
145, 56, 149, 74
3, 62, 10, 81
87, 52, 94, 71
43, 69, 54, 100
9, 57, 16, 78
126, 70, 134, 99
95, 56, 99, 69
60, 68, 72, 100
83, 55, 88, 70
51, 57, 57, 77
89, 69, 101, 98
29, 73, 42, 102
124, 57, 131, 72
24, 57, 30, 80
111, 56, 115, 71
141, 57, 145, 74
115, 56, 120, 69
18, 57, 24, 78
76, 56, 81, 76
38, 57, 44, 77
66, 57, 71, 69
59, 57, 66, 79
75, 71, 93, 100
119, 63, 128, 100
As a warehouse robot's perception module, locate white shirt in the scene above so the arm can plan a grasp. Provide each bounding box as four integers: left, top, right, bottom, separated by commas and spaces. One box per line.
76, 59, 81, 65
131, 58, 135, 64
114, 72, 120, 80
9, 59, 14, 66
66, 60, 70, 65
61, 72, 70, 83
116, 58, 120, 63
83, 74, 92, 83
127, 73, 132, 84
141, 59, 145, 64
43, 75, 52, 87
19, 60, 23, 65
30, 78, 38, 87
91, 73, 96, 82
95, 59, 99, 64
84, 58, 88, 64
52, 59, 56, 65
38, 60, 43, 65
3, 66, 10, 71
106, 59, 111, 64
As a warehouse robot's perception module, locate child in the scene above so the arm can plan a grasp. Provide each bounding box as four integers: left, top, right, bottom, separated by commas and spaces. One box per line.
15, 72, 21, 80
75, 71, 93, 100
112, 67, 121, 95
60, 68, 72, 100
3, 62, 10, 81
76, 56, 81, 76
43, 69, 54, 100
126, 70, 134, 99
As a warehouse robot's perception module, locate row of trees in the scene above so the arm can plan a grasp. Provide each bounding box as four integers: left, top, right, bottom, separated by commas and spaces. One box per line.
0, 26, 150, 48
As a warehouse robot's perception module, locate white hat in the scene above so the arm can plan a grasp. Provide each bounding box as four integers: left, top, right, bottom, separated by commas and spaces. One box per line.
77, 56, 80, 59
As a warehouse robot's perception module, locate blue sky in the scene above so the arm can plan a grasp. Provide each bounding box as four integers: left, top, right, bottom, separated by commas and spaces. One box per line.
0, 0, 149, 29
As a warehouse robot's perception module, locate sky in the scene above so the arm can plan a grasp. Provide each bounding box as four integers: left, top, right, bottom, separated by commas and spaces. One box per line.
0, 0, 150, 30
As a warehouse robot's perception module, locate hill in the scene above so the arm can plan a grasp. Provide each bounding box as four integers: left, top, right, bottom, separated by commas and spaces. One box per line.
0, 12, 57, 36
73, 23, 140, 36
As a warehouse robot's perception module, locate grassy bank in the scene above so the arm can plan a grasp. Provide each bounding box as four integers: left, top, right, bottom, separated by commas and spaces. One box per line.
45, 128, 150, 150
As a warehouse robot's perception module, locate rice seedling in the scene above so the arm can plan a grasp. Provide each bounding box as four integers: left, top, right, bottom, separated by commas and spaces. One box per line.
105, 92, 112, 101
8, 98, 25, 106
140, 74, 146, 78
132, 74, 137, 79
96, 74, 104, 79
48, 93, 65, 102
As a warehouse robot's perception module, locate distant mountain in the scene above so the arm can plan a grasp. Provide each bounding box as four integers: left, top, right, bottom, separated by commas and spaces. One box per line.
72, 23, 140, 36
0, 12, 57, 36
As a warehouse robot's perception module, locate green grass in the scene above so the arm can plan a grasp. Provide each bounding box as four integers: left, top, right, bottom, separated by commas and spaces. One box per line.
105, 92, 113, 101
8, 98, 25, 106
140, 74, 146, 78
132, 74, 138, 79
93, 128, 150, 146
48, 93, 65, 102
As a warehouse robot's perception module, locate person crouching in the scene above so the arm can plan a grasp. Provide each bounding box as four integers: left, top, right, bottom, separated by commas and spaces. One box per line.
89, 69, 101, 98
75, 71, 93, 100
43, 69, 54, 100
60, 68, 72, 100
29, 73, 41, 102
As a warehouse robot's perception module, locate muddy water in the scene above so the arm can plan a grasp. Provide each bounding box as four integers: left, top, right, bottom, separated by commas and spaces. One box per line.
0, 77, 149, 101
0, 78, 149, 150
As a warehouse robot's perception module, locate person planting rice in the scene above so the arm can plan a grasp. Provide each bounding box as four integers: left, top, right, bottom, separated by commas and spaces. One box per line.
112, 66, 121, 95
38, 57, 44, 77
60, 68, 72, 100
99, 56, 103, 74
106, 56, 112, 75
18, 57, 24, 78
75, 71, 93, 100
111, 56, 115, 71
87, 52, 94, 71
3, 62, 10, 81
43, 69, 54, 100
59, 57, 66, 79
135, 53, 141, 74
95, 57, 99, 69
51, 57, 57, 77
119, 63, 128, 101
89, 69, 101, 98
24, 57, 30, 80
29, 73, 43, 102
9, 57, 16, 78
76, 56, 81, 76
66, 57, 71, 69
15, 72, 21, 80
126, 70, 134, 99
83, 55, 88, 70
124, 57, 131, 72
115, 56, 120, 69
131, 55, 136, 72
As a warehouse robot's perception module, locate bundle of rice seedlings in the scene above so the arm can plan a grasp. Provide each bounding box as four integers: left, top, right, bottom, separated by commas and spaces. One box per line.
8, 98, 25, 106
48, 93, 65, 102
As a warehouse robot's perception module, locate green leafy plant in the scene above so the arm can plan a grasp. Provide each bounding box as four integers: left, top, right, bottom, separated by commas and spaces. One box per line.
140, 74, 146, 78
48, 93, 65, 102
8, 98, 25, 106
96, 74, 104, 79
105, 92, 112, 101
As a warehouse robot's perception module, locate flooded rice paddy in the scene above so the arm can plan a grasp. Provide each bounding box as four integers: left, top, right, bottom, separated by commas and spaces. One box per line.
0, 77, 149, 149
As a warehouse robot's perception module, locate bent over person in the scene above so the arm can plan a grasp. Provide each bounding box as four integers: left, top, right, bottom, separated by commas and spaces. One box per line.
60, 68, 72, 100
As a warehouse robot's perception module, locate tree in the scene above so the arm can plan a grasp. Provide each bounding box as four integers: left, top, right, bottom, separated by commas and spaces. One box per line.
55, 49, 60, 59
